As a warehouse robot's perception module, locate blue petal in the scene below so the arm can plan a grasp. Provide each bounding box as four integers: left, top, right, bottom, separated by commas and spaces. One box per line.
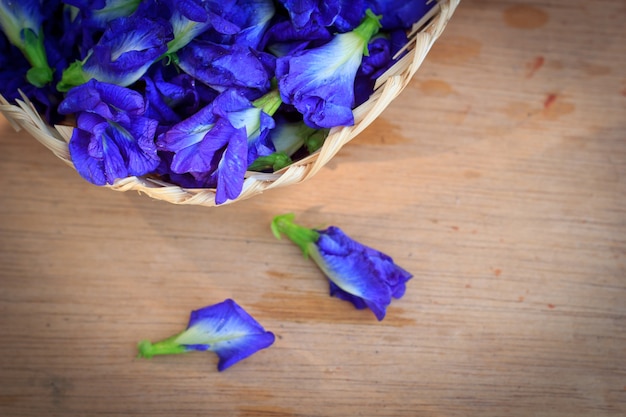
68, 128, 107, 186
214, 125, 248, 204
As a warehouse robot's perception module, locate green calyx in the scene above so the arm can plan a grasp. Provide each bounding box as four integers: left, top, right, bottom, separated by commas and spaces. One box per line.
57, 60, 89, 92
248, 152, 292, 172
137, 337, 187, 359
271, 214, 320, 257
21, 28, 53, 87
354, 9, 383, 56
252, 89, 282, 117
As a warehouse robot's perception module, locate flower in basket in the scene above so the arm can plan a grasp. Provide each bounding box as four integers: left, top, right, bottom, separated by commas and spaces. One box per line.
271, 214, 413, 320
366, 0, 436, 30
57, 11, 174, 91
137, 299, 275, 371
0, 0, 54, 87
276, 9, 382, 128
156, 88, 282, 204
58, 79, 160, 185
1, 0, 445, 205
177, 40, 276, 94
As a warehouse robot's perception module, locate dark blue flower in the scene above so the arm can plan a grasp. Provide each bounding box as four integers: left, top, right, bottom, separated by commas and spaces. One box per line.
0, 0, 54, 86
366, 0, 436, 30
204, 0, 275, 49
64, 0, 141, 29
276, 10, 382, 128
142, 65, 208, 127
58, 79, 160, 185
156, 89, 280, 204
272, 214, 413, 320
137, 299, 275, 372
177, 40, 275, 94
164, 0, 240, 54
276, 0, 341, 30
57, 13, 174, 91
260, 16, 332, 57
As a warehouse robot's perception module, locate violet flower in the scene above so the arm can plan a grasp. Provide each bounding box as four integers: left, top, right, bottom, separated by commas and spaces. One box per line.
276, 9, 382, 129
58, 79, 160, 185
57, 13, 174, 91
156, 88, 281, 204
137, 299, 275, 372
0, 0, 54, 87
177, 40, 275, 94
276, 0, 340, 30
64, 0, 141, 29
366, 0, 435, 30
206, 0, 275, 49
271, 214, 412, 321
164, 0, 240, 55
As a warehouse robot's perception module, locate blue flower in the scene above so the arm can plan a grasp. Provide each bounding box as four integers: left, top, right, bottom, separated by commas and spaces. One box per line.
271, 214, 413, 320
205, 0, 275, 49
177, 40, 275, 94
58, 79, 160, 185
366, 0, 436, 30
57, 13, 174, 91
277, 0, 340, 30
64, 0, 141, 29
276, 10, 381, 128
142, 65, 208, 127
0, 0, 54, 86
156, 88, 280, 204
137, 299, 275, 372
164, 0, 240, 55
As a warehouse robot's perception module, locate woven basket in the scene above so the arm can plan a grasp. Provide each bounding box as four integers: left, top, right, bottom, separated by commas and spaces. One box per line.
0, 0, 459, 207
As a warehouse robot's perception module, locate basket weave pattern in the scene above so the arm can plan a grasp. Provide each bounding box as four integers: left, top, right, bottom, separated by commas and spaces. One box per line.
0, 0, 459, 207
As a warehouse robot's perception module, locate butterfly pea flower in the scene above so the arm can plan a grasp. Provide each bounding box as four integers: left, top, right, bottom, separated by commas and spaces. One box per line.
276, 9, 382, 129
271, 214, 413, 321
0, 0, 54, 87
277, 0, 341, 31
64, 0, 141, 29
177, 40, 275, 94
205, 0, 275, 49
142, 65, 208, 127
366, 0, 435, 30
137, 299, 275, 372
58, 79, 160, 185
164, 0, 240, 56
157, 88, 281, 204
57, 13, 174, 91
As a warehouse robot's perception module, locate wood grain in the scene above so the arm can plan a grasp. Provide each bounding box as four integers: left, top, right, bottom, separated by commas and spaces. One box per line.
0, 1, 625, 416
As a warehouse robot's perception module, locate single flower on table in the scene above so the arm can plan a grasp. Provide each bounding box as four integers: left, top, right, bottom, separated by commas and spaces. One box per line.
271, 214, 413, 321
137, 299, 275, 372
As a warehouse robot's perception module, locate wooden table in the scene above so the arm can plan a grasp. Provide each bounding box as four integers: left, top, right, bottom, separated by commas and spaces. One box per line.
1, 1, 624, 416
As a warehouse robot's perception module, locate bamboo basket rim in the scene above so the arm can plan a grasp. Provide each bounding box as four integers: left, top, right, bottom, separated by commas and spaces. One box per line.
0, 0, 460, 207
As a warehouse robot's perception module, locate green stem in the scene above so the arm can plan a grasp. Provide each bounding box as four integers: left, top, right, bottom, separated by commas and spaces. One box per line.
22, 28, 53, 87
271, 214, 319, 257
354, 9, 383, 56
252, 89, 282, 117
137, 336, 188, 359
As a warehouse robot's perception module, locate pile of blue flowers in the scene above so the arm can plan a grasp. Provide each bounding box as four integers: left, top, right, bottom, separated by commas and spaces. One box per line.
1, 0, 435, 204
